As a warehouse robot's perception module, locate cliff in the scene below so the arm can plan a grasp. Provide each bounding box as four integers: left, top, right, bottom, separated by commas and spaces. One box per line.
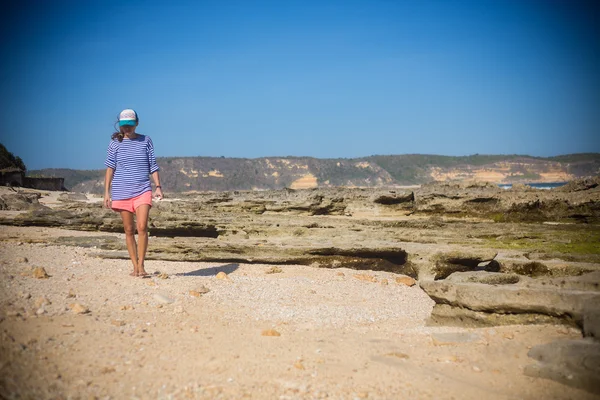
30, 153, 600, 193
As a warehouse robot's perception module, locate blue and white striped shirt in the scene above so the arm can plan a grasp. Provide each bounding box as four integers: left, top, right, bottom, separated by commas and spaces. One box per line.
105, 134, 160, 200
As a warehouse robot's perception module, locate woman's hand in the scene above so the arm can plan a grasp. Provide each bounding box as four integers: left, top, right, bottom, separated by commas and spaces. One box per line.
154, 187, 164, 200
103, 194, 111, 209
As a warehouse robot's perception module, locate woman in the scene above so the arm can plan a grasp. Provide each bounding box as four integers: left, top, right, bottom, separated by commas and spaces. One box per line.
104, 109, 163, 277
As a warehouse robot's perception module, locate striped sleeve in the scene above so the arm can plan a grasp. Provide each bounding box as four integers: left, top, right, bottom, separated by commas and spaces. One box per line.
147, 136, 160, 173
105, 140, 117, 169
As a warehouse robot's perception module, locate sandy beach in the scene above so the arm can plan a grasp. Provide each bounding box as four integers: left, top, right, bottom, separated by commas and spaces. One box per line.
0, 224, 596, 400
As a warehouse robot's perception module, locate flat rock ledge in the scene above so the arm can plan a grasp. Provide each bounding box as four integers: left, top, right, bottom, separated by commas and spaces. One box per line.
421, 271, 600, 327
92, 245, 415, 276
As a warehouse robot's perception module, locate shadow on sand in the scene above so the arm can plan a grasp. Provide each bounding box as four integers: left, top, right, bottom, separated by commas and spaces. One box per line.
175, 263, 239, 277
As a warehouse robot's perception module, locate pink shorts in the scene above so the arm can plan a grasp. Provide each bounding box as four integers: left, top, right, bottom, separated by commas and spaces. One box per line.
111, 191, 153, 213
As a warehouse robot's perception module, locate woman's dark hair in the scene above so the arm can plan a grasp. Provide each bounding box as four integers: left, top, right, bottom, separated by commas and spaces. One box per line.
111, 113, 139, 142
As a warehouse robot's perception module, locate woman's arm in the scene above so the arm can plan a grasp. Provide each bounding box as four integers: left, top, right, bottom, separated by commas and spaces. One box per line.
146, 136, 162, 199
151, 171, 163, 200
104, 167, 114, 208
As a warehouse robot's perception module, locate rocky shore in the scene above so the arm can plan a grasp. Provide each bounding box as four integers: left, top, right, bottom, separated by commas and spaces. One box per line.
0, 178, 599, 399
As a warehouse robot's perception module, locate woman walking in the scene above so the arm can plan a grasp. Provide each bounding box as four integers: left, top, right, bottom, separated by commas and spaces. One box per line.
104, 109, 163, 277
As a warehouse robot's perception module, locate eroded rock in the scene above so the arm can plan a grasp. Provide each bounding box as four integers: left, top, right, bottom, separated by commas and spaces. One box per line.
502, 261, 549, 277
429, 250, 498, 280
0, 192, 46, 211
445, 271, 520, 285
372, 192, 414, 206
421, 279, 600, 324
429, 304, 568, 328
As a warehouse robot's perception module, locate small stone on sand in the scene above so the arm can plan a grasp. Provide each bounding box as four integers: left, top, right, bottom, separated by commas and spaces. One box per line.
69, 303, 89, 314
395, 276, 416, 287
34, 297, 51, 308
33, 267, 49, 279
197, 285, 211, 294
385, 352, 409, 359
262, 329, 281, 337
216, 271, 228, 280
353, 274, 377, 282
437, 355, 462, 363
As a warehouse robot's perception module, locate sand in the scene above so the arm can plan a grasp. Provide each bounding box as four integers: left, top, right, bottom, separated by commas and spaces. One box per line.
0, 225, 597, 399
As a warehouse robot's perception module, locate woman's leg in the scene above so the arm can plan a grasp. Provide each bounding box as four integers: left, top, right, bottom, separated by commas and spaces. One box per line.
120, 211, 138, 276
135, 204, 151, 276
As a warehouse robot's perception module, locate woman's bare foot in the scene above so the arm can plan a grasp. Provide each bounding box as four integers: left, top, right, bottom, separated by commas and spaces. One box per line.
137, 264, 149, 278
129, 271, 137, 277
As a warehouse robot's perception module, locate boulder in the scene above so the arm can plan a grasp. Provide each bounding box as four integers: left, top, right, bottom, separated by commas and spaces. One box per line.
0, 192, 46, 211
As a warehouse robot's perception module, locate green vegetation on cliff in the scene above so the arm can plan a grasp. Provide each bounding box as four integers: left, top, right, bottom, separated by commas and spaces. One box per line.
0, 143, 27, 171
28, 153, 600, 193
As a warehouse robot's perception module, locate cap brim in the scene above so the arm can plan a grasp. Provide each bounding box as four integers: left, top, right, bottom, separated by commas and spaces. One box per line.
119, 120, 136, 126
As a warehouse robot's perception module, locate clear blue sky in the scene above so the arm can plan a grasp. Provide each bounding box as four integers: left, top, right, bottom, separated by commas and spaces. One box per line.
1, 0, 599, 170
